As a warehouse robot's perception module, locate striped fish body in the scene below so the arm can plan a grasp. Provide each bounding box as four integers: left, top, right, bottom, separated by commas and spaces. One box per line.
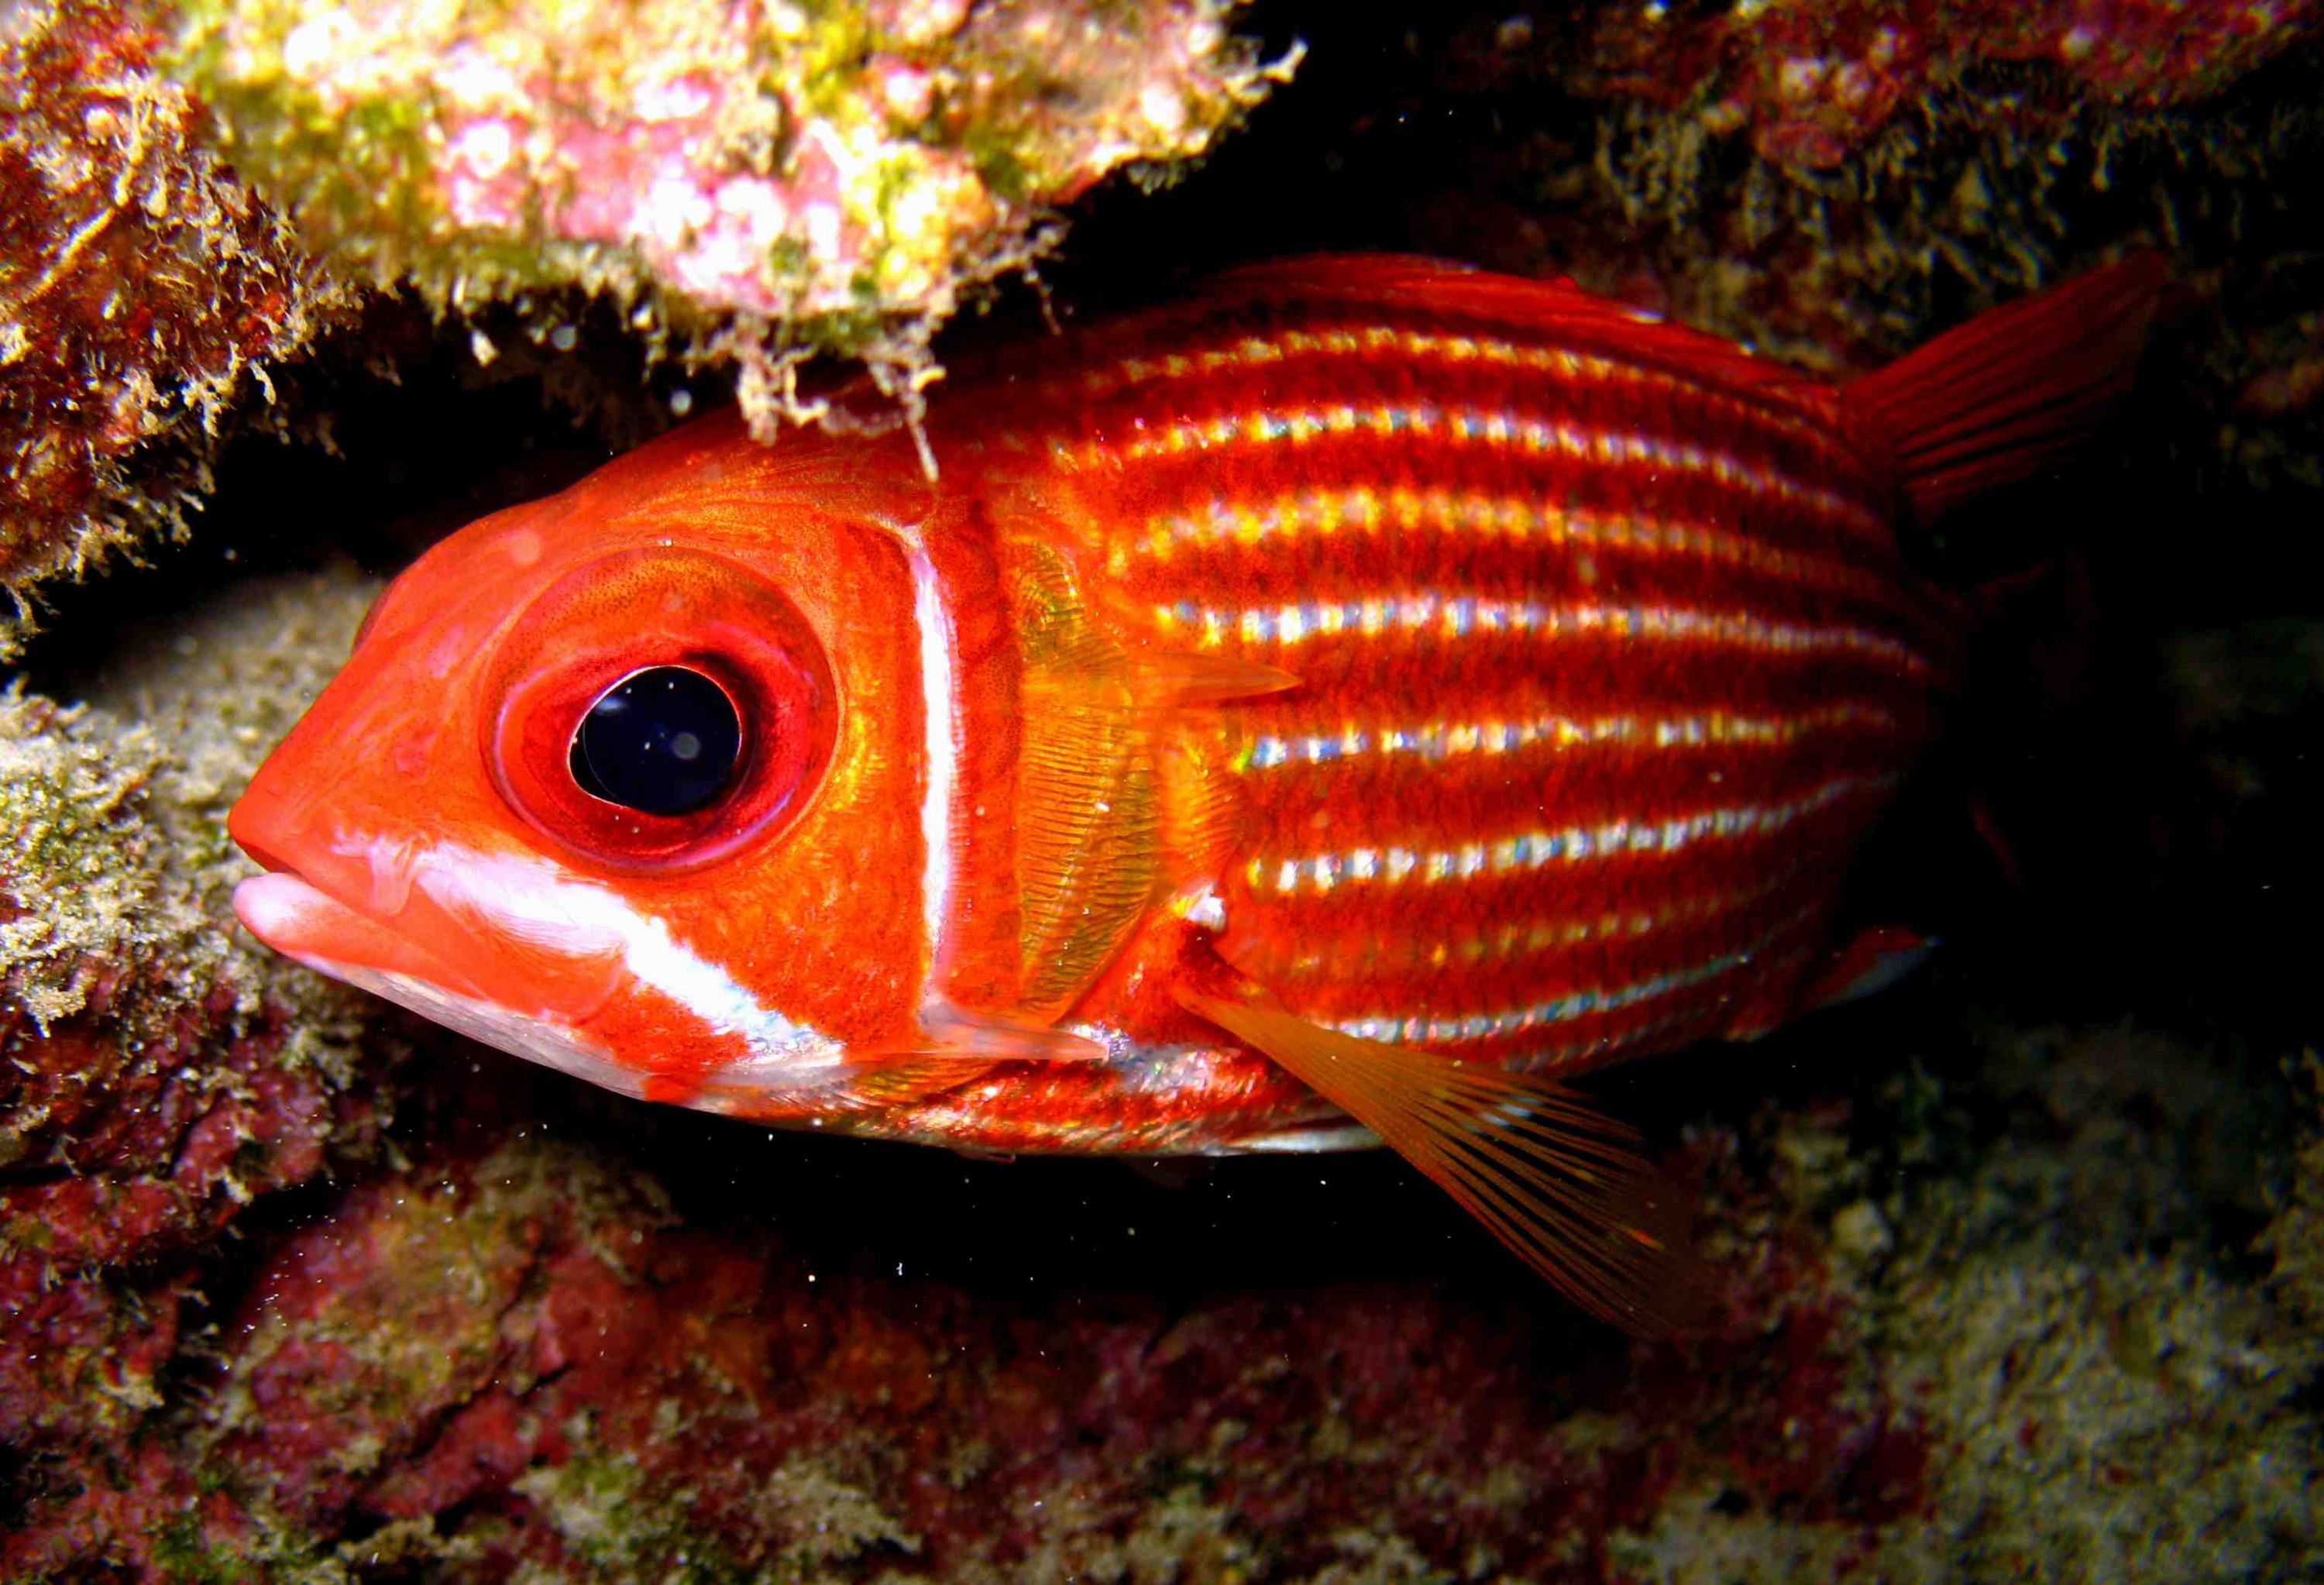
229, 255, 2161, 1324
889, 258, 1959, 1150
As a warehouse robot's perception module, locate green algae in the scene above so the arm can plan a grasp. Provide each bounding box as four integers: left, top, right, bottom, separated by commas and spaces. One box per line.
515, 1442, 921, 1583
151, 1515, 342, 1585
66, 566, 386, 1049
1590, 47, 2322, 384
0, 691, 166, 1031
159, 0, 1291, 442
1618, 1022, 2323, 1585
2256, 1051, 2324, 1341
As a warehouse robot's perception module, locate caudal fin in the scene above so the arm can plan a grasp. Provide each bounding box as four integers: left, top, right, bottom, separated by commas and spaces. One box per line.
1845, 254, 2168, 524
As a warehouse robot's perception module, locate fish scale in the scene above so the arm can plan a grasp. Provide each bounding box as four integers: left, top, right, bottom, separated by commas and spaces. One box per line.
957, 282, 1945, 1078
230, 253, 2164, 1327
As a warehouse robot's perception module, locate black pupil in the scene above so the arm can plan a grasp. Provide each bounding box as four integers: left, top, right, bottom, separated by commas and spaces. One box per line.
569, 666, 742, 816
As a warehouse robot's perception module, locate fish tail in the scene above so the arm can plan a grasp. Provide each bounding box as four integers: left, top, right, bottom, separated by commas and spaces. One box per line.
1844, 252, 2169, 525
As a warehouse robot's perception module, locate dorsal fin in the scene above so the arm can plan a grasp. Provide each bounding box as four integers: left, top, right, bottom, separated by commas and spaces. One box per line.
1188, 253, 1833, 415
1175, 978, 1706, 1336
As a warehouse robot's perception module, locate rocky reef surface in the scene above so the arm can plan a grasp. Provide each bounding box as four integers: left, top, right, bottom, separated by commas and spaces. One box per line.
1, 0, 352, 643
3, 0, 1288, 652
5, 2, 2323, 1580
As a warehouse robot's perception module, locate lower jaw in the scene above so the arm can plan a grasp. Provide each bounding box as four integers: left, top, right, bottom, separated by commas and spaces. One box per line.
294, 950, 650, 1099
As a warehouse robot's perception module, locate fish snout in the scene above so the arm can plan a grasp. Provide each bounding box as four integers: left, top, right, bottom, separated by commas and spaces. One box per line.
226, 765, 309, 882
229, 744, 486, 998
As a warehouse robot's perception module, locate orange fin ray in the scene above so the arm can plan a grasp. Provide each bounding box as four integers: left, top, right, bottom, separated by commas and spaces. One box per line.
913, 1005, 1110, 1063
1175, 983, 1704, 1336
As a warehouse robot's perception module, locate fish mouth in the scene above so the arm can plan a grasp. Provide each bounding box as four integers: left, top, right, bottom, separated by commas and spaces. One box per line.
232, 867, 653, 1102
235, 869, 485, 998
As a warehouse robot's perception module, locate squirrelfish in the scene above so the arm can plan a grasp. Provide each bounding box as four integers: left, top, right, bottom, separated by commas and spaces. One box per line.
230, 256, 2161, 1330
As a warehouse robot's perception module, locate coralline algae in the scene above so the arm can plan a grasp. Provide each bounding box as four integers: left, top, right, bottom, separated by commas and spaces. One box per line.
163, 0, 1294, 436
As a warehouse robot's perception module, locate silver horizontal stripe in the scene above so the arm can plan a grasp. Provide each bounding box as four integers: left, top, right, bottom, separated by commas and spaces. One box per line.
1155, 593, 1927, 675
1234, 701, 1899, 772
1056, 398, 1884, 542
1331, 911, 1817, 1044
1247, 772, 1892, 896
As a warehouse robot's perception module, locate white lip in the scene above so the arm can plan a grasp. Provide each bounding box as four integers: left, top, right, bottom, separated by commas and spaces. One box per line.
305, 949, 652, 1098
234, 868, 453, 985
233, 869, 308, 924
235, 869, 646, 1093
234, 870, 356, 947
236, 841, 857, 1114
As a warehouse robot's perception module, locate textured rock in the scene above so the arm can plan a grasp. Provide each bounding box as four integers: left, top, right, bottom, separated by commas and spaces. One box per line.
1568, 0, 2319, 172
164, 0, 1295, 438
9, 1016, 2313, 1581
0, 568, 397, 1577
0, 0, 351, 653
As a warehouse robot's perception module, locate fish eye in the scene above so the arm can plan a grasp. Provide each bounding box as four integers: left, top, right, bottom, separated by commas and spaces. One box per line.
569, 666, 743, 815
483, 547, 836, 873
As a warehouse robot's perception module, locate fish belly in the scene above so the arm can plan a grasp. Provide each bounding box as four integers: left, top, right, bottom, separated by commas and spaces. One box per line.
1040, 301, 1953, 1081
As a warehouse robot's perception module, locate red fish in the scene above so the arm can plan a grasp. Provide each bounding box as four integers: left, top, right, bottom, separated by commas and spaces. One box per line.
229, 255, 2162, 1331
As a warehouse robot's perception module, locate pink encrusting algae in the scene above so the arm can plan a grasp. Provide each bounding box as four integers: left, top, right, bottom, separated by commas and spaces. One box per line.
163, 0, 1295, 425
1571, 0, 2320, 170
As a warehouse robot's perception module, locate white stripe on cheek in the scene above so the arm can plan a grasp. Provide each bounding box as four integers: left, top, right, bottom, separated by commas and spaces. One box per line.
408, 844, 851, 1081
906, 539, 957, 978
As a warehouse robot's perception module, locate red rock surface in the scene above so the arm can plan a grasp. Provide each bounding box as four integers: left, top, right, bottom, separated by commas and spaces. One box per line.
0, 0, 346, 645
5, 1072, 1937, 1580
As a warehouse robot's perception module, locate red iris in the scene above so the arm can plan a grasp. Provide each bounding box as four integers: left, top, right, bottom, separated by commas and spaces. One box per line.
482, 547, 836, 873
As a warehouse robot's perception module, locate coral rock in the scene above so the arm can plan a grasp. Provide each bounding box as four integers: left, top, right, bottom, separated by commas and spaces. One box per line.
0, 569, 395, 1575
1577, 0, 2321, 172
165, 0, 1293, 431
0, 0, 349, 653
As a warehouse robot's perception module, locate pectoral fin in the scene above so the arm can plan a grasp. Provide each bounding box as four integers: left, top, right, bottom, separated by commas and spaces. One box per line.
913, 1005, 1110, 1063
1175, 981, 1704, 1336
1006, 535, 1298, 1016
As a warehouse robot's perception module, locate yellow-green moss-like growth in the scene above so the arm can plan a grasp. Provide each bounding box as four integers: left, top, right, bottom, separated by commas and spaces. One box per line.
1, 568, 381, 1189
163, 0, 1294, 436
0, 0, 352, 655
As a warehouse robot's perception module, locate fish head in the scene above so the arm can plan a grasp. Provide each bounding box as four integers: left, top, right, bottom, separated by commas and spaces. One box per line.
229, 412, 946, 1116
